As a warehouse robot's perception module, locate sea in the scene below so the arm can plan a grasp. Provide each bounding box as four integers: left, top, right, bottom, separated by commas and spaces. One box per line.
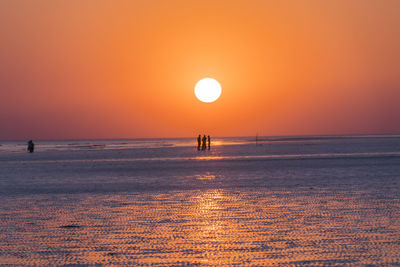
0, 135, 399, 266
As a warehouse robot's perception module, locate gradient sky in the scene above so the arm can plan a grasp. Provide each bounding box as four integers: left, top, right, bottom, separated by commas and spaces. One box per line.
1, 0, 399, 140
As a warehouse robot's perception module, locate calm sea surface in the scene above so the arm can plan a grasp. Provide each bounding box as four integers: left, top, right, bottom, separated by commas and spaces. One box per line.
0, 136, 399, 266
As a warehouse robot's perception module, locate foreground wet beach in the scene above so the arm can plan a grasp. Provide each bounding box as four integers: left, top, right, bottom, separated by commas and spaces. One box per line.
1, 188, 399, 265
0, 136, 399, 265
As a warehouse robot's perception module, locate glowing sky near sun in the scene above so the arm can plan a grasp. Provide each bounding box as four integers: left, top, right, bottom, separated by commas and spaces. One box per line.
0, 0, 399, 140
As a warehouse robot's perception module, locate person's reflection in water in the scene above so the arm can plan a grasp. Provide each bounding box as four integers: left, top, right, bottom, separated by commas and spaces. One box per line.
208, 135, 211, 150
27, 140, 35, 153
197, 135, 201, 151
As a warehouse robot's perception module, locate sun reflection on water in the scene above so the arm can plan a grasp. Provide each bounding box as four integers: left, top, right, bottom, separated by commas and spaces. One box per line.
195, 173, 216, 180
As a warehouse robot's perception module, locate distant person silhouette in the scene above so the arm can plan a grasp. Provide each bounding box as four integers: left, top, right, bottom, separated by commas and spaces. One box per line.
207, 135, 211, 150
202, 135, 207, 150
197, 135, 201, 150
27, 140, 34, 153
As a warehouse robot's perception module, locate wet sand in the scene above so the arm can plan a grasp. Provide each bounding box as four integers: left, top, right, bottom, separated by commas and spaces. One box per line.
0, 136, 399, 265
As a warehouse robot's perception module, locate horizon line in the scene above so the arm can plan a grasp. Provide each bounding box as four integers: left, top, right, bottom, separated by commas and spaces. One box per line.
1, 132, 400, 142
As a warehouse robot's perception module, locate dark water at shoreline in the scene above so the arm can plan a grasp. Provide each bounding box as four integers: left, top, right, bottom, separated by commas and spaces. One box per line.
0, 136, 399, 265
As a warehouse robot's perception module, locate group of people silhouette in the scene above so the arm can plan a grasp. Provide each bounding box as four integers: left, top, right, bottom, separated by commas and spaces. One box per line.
197, 135, 211, 150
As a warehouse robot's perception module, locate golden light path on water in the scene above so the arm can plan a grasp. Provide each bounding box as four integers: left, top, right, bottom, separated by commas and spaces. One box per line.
1, 188, 399, 265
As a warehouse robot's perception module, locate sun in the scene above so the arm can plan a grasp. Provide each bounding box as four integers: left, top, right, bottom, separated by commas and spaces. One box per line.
194, 78, 222, 103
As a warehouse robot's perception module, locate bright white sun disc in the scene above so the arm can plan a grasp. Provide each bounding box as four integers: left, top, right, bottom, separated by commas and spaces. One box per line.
194, 78, 221, 103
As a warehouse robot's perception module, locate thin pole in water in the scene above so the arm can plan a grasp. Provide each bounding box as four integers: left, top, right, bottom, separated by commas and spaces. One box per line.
256, 133, 258, 146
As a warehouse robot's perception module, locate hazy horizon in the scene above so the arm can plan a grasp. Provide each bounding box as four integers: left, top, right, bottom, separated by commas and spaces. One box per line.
1, 132, 400, 142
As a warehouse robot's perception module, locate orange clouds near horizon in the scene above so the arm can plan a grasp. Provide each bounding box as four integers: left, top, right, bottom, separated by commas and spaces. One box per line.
1, 0, 399, 140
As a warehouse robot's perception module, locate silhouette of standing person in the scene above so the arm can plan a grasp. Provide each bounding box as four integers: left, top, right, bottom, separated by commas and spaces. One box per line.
207, 135, 211, 150
202, 135, 207, 151
197, 134, 201, 150
27, 140, 34, 153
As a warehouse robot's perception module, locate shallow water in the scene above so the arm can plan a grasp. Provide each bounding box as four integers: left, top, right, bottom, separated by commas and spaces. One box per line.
0, 136, 399, 265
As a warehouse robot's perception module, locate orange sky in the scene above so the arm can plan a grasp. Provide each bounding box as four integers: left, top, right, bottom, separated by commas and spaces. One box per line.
1, 0, 399, 140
